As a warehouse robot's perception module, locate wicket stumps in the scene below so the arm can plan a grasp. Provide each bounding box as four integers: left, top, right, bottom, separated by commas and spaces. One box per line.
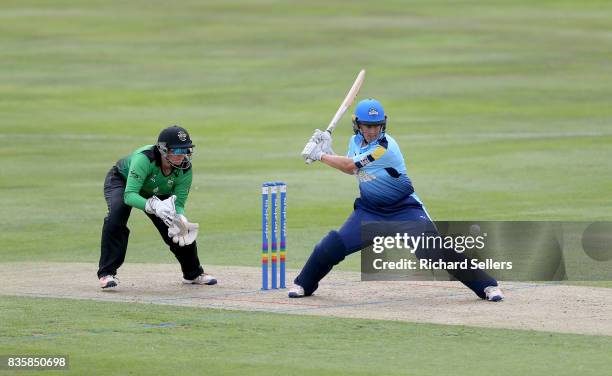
261, 182, 287, 290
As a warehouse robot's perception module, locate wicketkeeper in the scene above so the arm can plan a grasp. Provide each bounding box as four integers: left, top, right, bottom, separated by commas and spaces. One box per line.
97, 125, 217, 289
293, 98, 504, 301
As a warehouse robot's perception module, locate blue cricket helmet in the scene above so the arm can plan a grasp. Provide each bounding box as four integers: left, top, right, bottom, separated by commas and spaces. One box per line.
352, 98, 387, 135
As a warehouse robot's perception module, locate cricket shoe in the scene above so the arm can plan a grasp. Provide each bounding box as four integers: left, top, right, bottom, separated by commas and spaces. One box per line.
183, 273, 217, 285
99, 275, 118, 289
288, 284, 306, 298
484, 285, 504, 302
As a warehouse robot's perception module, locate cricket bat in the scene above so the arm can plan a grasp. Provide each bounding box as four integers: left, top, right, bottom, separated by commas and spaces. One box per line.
302, 69, 366, 164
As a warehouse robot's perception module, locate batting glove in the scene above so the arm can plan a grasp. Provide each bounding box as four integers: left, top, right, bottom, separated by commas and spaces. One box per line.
318, 130, 335, 155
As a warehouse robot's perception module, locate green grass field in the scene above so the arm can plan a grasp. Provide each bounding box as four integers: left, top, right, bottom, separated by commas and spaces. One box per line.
1, 0, 611, 374
2, 296, 611, 376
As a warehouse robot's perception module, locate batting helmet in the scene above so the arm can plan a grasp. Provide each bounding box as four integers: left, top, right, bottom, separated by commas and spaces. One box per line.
352, 98, 387, 135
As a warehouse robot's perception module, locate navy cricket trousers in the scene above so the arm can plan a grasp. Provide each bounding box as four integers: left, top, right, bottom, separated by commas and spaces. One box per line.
295, 197, 497, 298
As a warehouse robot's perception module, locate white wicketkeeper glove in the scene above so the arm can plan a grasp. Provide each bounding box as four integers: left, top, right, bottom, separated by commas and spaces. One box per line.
168, 214, 199, 247
145, 195, 176, 227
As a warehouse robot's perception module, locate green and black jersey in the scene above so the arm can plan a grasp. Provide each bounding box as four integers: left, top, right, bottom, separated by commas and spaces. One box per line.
115, 145, 192, 214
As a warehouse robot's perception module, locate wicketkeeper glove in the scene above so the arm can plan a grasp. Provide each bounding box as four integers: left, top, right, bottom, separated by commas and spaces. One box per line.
168, 214, 199, 247
145, 195, 176, 227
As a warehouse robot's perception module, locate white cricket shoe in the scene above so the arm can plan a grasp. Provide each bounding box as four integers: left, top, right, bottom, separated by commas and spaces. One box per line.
99, 275, 118, 289
288, 285, 306, 298
484, 285, 504, 302
183, 273, 217, 285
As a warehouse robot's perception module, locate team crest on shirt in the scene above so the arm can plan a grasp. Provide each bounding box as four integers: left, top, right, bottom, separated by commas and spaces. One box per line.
150, 176, 156, 183
167, 178, 174, 186
177, 131, 187, 141
153, 187, 159, 194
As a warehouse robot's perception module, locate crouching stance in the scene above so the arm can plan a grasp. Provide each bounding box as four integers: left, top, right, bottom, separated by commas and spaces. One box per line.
98, 125, 216, 289
294, 99, 503, 301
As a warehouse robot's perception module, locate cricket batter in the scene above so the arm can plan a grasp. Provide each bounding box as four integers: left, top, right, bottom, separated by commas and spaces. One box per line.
294, 99, 504, 301
97, 125, 217, 289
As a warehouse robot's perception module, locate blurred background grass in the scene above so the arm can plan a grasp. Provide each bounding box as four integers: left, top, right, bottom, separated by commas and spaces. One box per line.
1, 0, 610, 272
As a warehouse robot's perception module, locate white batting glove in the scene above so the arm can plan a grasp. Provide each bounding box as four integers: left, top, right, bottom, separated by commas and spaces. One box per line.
145, 195, 176, 227
303, 142, 325, 162
302, 129, 330, 163
311, 129, 325, 142
318, 130, 335, 155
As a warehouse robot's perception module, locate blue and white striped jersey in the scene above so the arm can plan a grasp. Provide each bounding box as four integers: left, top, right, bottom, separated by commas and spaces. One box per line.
347, 133, 415, 208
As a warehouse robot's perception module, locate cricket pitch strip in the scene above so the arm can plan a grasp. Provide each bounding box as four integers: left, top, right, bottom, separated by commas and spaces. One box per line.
1, 262, 610, 336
